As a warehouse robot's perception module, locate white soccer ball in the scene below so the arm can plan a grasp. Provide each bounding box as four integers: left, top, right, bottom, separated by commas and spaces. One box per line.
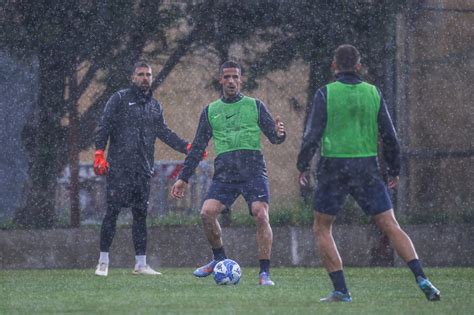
213, 259, 242, 285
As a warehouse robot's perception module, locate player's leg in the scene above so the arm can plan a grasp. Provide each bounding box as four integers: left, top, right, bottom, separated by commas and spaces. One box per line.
314, 212, 341, 272
314, 212, 351, 302
201, 198, 226, 249
312, 158, 351, 301
130, 206, 161, 275
130, 175, 160, 275
193, 196, 230, 277
243, 176, 274, 285
373, 210, 417, 262
251, 201, 272, 260
95, 202, 120, 276
353, 164, 440, 301
373, 210, 440, 300
96, 173, 132, 276
250, 201, 274, 285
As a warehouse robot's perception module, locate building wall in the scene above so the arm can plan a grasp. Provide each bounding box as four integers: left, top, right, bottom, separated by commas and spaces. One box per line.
396, 0, 474, 219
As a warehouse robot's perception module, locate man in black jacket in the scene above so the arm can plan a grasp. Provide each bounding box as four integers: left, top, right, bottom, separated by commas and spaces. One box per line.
93, 61, 190, 276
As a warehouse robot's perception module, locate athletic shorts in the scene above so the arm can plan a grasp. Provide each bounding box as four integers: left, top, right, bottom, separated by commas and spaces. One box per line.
106, 169, 151, 209
313, 157, 392, 216
205, 176, 270, 214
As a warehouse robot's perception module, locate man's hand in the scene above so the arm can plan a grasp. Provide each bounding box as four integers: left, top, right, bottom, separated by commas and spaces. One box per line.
93, 150, 109, 176
275, 115, 285, 137
171, 179, 187, 199
388, 176, 399, 189
299, 171, 310, 186
186, 143, 208, 159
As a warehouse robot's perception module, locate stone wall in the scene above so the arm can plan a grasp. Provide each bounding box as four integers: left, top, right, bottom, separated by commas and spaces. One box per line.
1, 225, 472, 269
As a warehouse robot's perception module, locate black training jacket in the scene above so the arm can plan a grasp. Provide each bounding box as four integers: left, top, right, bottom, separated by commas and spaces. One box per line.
95, 85, 188, 177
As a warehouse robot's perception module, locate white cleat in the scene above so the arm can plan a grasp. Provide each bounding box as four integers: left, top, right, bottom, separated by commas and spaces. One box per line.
95, 263, 109, 277
132, 264, 162, 275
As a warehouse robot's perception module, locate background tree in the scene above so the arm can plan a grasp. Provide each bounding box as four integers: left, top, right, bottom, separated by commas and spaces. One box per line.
1, 0, 183, 228
1, 0, 274, 228
0, 0, 406, 229
245, 0, 406, 116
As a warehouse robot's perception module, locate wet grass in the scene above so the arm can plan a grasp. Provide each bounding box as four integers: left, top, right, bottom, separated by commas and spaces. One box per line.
1, 267, 472, 314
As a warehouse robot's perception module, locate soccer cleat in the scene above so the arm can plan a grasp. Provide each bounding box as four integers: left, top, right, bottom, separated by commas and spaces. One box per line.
95, 263, 108, 277
417, 276, 441, 301
193, 260, 218, 277
132, 264, 162, 275
319, 291, 352, 302
258, 272, 275, 286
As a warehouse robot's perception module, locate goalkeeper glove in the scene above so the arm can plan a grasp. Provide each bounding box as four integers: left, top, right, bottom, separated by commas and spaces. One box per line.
93, 150, 109, 175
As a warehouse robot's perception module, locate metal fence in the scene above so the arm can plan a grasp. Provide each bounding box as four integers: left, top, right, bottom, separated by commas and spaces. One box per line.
56, 161, 212, 225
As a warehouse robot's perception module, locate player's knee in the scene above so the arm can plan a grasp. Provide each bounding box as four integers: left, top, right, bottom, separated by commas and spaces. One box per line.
377, 218, 401, 234
313, 220, 331, 237
253, 209, 269, 226
200, 207, 218, 221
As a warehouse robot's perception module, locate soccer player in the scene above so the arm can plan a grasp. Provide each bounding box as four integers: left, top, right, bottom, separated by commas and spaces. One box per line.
171, 61, 286, 286
297, 45, 440, 302
94, 61, 191, 277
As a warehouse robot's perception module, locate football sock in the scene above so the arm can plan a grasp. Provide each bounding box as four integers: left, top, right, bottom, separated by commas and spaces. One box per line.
407, 259, 426, 280
212, 247, 227, 261
135, 255, 146, 267
329, 270, 348, 294
99, 252, 109, 264
259, 259, 270, 274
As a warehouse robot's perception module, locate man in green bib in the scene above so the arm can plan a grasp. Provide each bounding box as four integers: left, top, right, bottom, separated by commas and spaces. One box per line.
297, 45, 440, 302
171, 61, 286, 286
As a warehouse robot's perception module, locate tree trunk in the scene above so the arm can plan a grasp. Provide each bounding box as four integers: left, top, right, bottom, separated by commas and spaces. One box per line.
68, 99, 81, 227
14, 52, 67, 229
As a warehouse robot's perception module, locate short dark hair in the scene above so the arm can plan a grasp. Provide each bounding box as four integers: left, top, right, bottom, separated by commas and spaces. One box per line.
219, 60, 242, 75
131, 61, 151, 74
334, 45, 361, 71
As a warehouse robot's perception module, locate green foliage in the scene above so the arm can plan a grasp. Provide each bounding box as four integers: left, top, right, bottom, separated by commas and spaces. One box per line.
335, 197, 372, 225
245, 0, 408, 104
399, 207, 474, 225
0, 218, 16, 230
1, 267, 471, 314
222, 200, 313, 227
270, 201, 314, 226
460, 208, 474, 224
148, 212, 201, 227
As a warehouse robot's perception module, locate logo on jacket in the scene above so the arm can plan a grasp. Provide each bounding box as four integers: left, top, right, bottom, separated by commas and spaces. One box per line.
128, 102, 136, 106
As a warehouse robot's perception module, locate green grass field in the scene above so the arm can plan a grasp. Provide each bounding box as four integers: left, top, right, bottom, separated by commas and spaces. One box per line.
1, 267, 472, 314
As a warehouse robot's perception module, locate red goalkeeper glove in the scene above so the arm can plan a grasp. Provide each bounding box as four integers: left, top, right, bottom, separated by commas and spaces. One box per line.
93, 150, 109, 175
186, 143, 208, 160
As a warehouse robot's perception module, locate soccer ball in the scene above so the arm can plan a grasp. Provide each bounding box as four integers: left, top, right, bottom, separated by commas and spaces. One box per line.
213, 259, 242, 285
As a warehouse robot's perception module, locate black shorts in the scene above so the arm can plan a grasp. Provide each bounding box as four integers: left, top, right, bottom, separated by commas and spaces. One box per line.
205, 177, 270, 214
313, 157, 392, 216
106, 170, 151, 209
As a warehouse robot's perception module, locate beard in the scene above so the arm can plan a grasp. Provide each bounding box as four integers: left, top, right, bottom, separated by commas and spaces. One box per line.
135, 81, 150, 92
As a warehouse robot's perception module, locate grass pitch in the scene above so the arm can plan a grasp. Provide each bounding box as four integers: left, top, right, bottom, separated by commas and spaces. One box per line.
1, 267, 472, 314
